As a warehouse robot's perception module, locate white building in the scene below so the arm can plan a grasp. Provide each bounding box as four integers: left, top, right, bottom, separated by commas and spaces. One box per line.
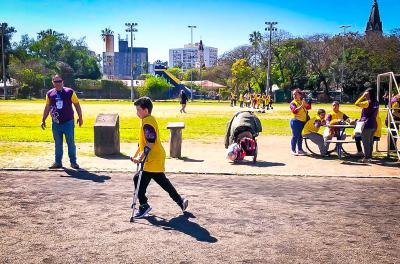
169, 43, 218, 71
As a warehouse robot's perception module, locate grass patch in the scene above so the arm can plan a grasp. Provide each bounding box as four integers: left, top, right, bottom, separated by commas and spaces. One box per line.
0, 100, 390, 143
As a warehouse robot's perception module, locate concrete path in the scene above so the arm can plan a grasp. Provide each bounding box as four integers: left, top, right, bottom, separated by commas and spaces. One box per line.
1, 136, 398, 177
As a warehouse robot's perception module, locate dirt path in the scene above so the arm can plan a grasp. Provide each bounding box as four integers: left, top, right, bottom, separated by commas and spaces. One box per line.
1, 171, 399, 263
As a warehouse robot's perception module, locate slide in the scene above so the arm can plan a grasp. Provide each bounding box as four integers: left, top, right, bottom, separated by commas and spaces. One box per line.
154, 68, 192, 98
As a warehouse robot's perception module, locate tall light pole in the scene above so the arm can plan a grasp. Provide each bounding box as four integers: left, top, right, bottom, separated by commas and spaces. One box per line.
125, 22, 138, 101
187, 25, 196, 45
265, 21, 277, 95
339, 25, 351, 103
1, 23, 6, 99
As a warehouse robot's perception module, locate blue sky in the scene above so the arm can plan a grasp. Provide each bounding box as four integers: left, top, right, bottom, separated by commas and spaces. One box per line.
2, 0, 399, 62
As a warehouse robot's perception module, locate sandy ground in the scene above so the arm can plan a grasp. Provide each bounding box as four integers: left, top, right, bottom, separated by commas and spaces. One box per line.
1, 170, 400, 263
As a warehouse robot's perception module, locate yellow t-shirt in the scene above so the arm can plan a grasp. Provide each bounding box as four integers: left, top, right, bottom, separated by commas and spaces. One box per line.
327, 110, 348, 125
139, 115, 166, 172
302, 115, 323, 135
290, 99, 308, 122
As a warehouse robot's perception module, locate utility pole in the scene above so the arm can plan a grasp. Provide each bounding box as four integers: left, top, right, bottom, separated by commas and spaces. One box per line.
265, 22, 278, 95
1, 23, 6, 99
339, 25, 351, 103
125, 22, 138, 101
187, 25, 196, 45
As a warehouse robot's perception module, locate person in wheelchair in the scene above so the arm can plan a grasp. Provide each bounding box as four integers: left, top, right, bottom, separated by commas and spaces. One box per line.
302, 109, 328, 156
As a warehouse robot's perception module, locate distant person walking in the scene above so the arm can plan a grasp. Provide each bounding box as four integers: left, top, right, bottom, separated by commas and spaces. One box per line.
179, 90, 188, 113
41, 75, 83, 169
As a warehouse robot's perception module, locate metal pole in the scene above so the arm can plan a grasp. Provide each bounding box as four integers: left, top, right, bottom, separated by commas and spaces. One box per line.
188, 25, 196, 45
1, 24, 6, 100
267, 28, 272, 95
126, 22, 138, 102
190, 68, 193, 101
265, 22, 277, 95
130, 30, 133, 101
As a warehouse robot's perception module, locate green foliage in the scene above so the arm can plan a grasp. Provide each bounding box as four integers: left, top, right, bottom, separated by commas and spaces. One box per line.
137, 76, 173, 99
183, 68, 200, 81
75, 79, 102, 90
167, 67, 183, 80
0, 23, 17, 82
101, 79, 129, 91
231, 59, 252, 92
10, 28, 101, 93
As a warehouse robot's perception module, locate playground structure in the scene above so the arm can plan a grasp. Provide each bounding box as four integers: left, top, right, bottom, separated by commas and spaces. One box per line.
154, 66, 192, 99
377, 72, 400, 160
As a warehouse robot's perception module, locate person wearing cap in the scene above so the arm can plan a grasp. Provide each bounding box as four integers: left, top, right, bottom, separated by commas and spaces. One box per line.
41, 75, 83, 169
289, 88, 311, 155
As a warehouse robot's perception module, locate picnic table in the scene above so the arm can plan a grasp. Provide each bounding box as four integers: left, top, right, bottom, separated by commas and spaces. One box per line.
325, 124, 356, 159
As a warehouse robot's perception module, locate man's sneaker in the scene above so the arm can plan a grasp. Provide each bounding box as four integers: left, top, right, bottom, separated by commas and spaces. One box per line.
297, 150, 307, 156
291, 151, 298, 156
180, 198, 189, 212
134, 204, 152, 219
49, 162, 62, 169
70, 163, 80, 169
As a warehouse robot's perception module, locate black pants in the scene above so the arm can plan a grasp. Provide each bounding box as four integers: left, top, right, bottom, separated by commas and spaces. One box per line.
134, 171, 182, 206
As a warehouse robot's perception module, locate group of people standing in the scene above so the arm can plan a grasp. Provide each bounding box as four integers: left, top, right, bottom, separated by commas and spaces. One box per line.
289, 87, 382, 162
230, 91, 273, 110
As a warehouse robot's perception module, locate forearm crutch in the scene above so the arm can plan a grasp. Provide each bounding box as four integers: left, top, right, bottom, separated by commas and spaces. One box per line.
130, 152, 149, 222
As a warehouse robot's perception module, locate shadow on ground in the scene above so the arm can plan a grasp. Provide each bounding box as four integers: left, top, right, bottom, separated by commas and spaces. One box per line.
230, 160, 286, 168
179, 157, 204, 163
96, 153, 131, 160
145, 212, 218, 243
62, 168, 112, 183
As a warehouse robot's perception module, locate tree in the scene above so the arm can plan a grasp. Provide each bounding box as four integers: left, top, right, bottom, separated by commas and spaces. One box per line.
167, 67, 183, 80
9, 57, 51, 98
302, 34, 335, 96
249, 31, 262, 70
0, 23, 17, 82
100, 27, 114, 41
231, 59, 252, 93
137, 76, 173, 99
37, 29, 63, 40
183, 68, 200, 81
273, 38, 308, 89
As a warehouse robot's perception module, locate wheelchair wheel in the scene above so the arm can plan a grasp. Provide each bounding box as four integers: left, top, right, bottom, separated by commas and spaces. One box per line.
252, 144, 258, 163
303, 137, 335, 156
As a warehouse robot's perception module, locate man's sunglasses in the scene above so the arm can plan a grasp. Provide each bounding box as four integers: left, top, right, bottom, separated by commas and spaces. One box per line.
53, 80, 63, 83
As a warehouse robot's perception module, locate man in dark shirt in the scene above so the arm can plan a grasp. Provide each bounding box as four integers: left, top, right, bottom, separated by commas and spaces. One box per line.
41, 75, 83, 169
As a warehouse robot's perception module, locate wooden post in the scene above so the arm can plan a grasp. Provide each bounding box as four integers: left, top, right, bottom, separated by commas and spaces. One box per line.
167, 122, 185, 158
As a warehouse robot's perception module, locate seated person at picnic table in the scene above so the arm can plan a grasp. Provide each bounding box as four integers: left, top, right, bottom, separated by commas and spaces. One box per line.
324, 101, 352, 140
302, 109, 328, 156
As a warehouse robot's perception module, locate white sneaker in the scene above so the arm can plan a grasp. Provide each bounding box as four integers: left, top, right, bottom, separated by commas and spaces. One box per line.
297, 150, 307, 156
291, 151, 298, 156
180, 198, 189, 212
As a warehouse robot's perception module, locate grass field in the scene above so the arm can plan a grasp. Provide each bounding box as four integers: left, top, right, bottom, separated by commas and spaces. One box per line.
0, 99, 388, 144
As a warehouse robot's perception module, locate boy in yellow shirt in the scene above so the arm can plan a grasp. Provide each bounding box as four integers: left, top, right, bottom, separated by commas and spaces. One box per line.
131, 97, 188, 218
